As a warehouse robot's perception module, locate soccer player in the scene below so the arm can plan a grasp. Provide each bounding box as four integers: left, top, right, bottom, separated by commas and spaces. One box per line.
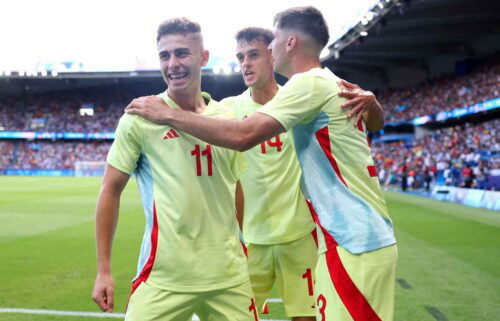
125, 6, 397, 321
92, 18, 259, 321
226, 27, 318, 321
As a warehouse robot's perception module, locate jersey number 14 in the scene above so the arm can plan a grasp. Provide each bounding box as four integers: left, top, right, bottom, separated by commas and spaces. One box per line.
261, 135, 283, 154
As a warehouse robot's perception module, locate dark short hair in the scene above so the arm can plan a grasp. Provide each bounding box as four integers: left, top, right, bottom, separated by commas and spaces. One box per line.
235, 27, 274, 46
273, 6, 329, 49
157, 18, 201, 43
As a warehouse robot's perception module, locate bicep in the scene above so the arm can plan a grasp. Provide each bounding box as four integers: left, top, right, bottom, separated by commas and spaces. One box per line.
101, 164, 130, 195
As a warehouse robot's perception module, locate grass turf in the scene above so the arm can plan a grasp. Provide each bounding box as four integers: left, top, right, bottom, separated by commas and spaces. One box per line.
0, 177, 498, 321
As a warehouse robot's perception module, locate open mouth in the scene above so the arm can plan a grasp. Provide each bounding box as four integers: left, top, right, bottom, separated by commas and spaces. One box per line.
244, 71, 255, 81
168, 72, 188, 81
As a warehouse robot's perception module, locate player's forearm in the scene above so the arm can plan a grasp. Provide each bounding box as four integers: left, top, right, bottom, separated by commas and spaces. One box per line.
167, 108, 258, 152
365, 100, 384, 131
95, 187, 121, 274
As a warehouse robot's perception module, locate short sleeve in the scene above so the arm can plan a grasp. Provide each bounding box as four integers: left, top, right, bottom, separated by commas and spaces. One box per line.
258, 71, 345, 130
257, 73, 321, 130
107, 114, 142, 174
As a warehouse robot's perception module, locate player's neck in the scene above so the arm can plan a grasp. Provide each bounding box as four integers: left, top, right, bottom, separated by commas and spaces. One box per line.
168, 88, 206, 113
287, 56, 322, 78
250, 79, 279, 105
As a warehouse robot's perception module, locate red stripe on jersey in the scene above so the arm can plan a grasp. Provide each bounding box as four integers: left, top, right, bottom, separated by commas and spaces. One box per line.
167, 132, 174, 139
357, 117, 364, 132
325, 248, 382, 321
305, 200, 319, 247
367, 166, 378, 177
241, 240, 248, 257
306, 200, 338, 251
170, 129, 179, 137
311, 229, 319, 248
315, 126, 348, 187
130, 202, 159, 295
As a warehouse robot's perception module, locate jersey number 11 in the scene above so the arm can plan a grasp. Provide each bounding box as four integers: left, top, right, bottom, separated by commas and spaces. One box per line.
191, 144, 212, 176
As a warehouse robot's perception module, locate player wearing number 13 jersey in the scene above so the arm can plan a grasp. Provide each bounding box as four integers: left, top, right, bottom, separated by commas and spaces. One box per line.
92, 18, 258, 321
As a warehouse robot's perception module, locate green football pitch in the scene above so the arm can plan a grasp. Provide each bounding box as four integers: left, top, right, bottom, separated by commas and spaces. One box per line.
0, 176, 498, 321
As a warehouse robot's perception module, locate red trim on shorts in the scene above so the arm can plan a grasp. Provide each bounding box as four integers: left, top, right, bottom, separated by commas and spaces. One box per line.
309, 201, 382, 320
130, 202, 159, 295
367, 166, 378, 177
315, 126, 348, 187
262, 302, 269, 314
325, 249, 382, 321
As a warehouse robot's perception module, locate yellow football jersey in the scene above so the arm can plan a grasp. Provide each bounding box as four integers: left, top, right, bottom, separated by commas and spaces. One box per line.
107, 92, 248, 292
221, 89, 315, 245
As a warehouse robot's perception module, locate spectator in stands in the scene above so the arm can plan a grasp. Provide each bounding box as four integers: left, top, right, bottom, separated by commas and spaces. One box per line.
379, 58, 500, 123
372, 118, 499, 191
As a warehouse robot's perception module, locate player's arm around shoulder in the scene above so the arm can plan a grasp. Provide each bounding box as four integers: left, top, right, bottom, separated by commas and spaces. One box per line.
92, 165, 131, 313
337, 79, 384, 131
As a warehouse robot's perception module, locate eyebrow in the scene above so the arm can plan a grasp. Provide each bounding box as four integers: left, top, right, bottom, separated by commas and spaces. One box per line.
158, 47, 191, 57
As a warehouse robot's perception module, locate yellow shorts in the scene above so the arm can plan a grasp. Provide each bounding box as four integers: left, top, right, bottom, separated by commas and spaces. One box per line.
247, 230, 318, 318
314, 244, 398, 321
125, 280, 259, 321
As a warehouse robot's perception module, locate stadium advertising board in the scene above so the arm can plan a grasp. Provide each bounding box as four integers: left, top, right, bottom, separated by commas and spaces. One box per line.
431, 186, 500, 211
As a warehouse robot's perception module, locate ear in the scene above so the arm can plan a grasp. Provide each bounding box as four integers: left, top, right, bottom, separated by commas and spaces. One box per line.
201, 50, 210, 67
286, 35, 297, 52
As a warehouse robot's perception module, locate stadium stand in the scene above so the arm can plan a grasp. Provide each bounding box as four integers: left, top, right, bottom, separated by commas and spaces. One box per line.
372, 119, 499, 191
0, 141, 110, 170
0, 91, 127, 132
0, 56, 498, 189
379, 58, 500, 123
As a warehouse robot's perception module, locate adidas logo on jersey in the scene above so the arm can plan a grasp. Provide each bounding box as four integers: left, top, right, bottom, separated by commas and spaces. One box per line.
163, 129, 179, 140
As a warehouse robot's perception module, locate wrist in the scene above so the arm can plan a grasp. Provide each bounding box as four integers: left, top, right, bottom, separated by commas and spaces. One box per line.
97, 263, 111, 274
163, 108, 181, 126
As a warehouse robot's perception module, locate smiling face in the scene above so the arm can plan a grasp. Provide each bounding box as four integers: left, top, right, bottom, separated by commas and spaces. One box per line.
157, 33, 208, 96
236, 39, 274, 90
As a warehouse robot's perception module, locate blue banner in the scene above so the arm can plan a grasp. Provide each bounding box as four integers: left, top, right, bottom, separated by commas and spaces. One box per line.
3, 169, 75, 176
0, 131, 115, 140
385, 97, 500, 127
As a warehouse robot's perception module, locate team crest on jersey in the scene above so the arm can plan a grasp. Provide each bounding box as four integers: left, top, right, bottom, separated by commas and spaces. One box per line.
163, 128, 179, 140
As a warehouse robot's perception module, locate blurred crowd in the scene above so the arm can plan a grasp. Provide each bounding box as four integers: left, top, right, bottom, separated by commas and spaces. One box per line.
0, 141, 110, 170
372, 119, 500, 191
0, 57, 499, 190
0, 91, 126, 132
379, 60, 500, 123
0, 59, 498, 132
